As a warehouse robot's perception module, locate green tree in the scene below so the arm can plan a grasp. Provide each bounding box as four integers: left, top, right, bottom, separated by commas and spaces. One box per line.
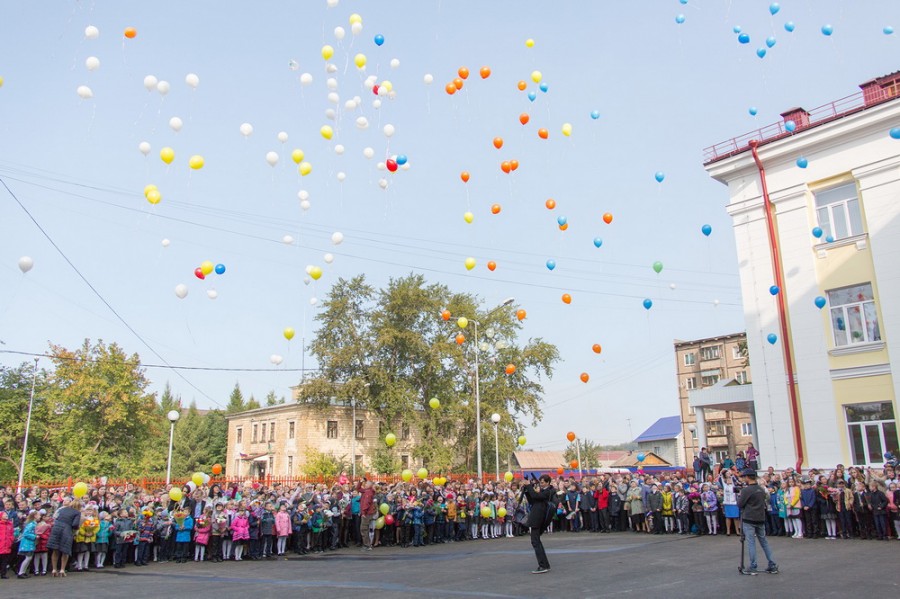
246, 394, 260, 410
564, 439, 606, 470
302, 447, 346, 478
226, 383, 245, 413
0, 362, 49, 482
265, 390, 278, 407
369, 447, 400, 475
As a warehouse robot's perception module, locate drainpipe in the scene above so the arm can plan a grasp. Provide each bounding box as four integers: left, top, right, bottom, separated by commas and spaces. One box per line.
748, 140, 805, 472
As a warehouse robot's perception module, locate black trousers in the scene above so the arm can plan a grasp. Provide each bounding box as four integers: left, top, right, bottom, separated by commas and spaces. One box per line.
530, 527, 549, 570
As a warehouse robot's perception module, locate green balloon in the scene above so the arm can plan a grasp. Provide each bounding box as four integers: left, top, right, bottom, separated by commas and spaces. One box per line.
379, 502, 390, 515
652, 261, 663, 274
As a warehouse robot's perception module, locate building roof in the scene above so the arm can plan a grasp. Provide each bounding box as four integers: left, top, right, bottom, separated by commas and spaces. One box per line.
673, 332, 745, 348
610, 451, 672, 467
596, 450, 629, 465
689, 378, 753, 412
634, 416, 682, 443
513, 451, 566, 470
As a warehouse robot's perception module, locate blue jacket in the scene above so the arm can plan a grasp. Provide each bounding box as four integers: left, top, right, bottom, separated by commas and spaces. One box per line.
18, 521, 37, 553
410, 506, 424, 526
175, 515, 194, 543
800, 488, 817, 509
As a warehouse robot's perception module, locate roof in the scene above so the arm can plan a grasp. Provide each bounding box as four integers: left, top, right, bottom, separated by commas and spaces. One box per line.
596, 450, 629, 465
673, 332, 746, 348
634, 416, 682, 443
610, 451, 672, 468
513, 451, 566, 470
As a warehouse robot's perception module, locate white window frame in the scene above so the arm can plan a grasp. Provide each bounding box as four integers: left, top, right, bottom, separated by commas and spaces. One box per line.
683, 352, 696, 366
814, 182, 863, 241
846, 402, 898, 466
741, 422, 753, 437
685, 376, 697, 390
732, 346, 743, 360
700, 346, 721, 361
827, 283, 880, 347
701, 374, 720, 387
735, 371, 748, 384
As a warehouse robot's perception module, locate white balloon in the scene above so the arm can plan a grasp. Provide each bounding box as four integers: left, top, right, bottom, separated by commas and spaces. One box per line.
161, 238, 170, 247
17, 256, 33, 273
388, 90, 397, 100
373, 99, 382, 109
138, 141, 151, 156
356, 116, 369, 129
390, 58, 400, 69
156, 80, 170, 95
266, 151, 279, 166
351, 22, 362, 35
288, 59, 299, 71
270, 354, 284, 365
334, 26, 345, 40
76, 85, 93, 99
423, 73, 434, 84
401, 162, 411, 170
297, 190, 310, 201
353, 95, 361, 105
303, 277, 311, 286
363, 147, 374, 159
240, 122, 253, 137
174, 284, 188, 299
327, 0, 338, 6
85, 56, 100, 71
325, 108, 336, 120
376, 161, 386, 171
169, 116, 183, 132
277, 131, 288, 143
84, 25, 100, 39
143, 75, 158, 91
331, 232, 344, 245
207, 289, 218, 300
344, 99, 357, 110
185, 73, 200, 88
383, 124, 395, 137
300, 72, 313, 85
336, 172, 346, 182
378, 178, 388, 189
282, 234, 294, 245
669, 283, 676, 290
365, 75, 378, 87
377, 85, 388, 97
327, 92, 340, 104
327, 78, 338, 90
334, 144, 345, 155
304, 265, 314, 275
324, 253, 335, 264
309, 297, 319, 305
713, 299, 720, 306
300, 200, 311, 210
326, 63, 338, 73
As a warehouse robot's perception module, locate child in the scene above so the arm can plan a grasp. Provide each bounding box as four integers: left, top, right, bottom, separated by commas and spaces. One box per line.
660, 485, 675, 534
290, 505, 306, 555
194, 507, 212, 562
674, 485, 689, 535
410, 501, 424, 547
16, 511, 37, 578
259, 502, 275, 558
136, 509, 155, 566
0, 511, 13, 579
689, 491, 704, 535
210, 504, 227, 562
94, 512, 111, 569
73, 507, 99, 571
173, 510, 194, 563
33, 511, 51, 576
154, 510, 174, 563
800, 479, 818, 539
113, 508, 136, 568
230, 508, 249, 560
786, 479, 803, 538
275, 503, 291, 556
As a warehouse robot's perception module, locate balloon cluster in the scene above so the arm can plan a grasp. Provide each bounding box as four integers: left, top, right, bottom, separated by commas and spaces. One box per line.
194, 260, 226, 280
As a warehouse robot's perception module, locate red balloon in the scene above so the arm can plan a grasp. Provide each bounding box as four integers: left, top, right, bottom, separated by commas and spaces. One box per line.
194, 268, 205, 280
386, 159, 398, 172
372, 85, 379, 95
385, 514, 395, 525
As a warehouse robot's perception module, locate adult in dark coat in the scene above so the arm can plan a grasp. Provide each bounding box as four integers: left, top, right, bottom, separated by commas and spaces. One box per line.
523, 474, 555, 574
47, 499, 81, 577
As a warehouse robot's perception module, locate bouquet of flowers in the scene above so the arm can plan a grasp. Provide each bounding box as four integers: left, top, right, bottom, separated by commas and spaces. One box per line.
82, 518, 100, 536
172, 509, 187, 528
142, 509, 154, 519
197, 516, 209, 529
121, 529, 138, 543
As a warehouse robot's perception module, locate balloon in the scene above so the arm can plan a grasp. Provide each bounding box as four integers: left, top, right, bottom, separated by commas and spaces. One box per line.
463, 211, 474, 224
592, 344, 602, 354
396, 155, 408, 165
212, 463, 222, 475
458, 66, 469, 80
160, 147, 175, 165
174, 284, 188, 299
537, 128, 548, 140
580, 373, 590, 383
749, 107, 758, 116
812, 227, 824, 238
539, 82, 548, 93
885, 26, 895, 35
168, 488, 183, 502
643, 298, 653, 310
85, 25, 99, 39
194, 268, 205, 280
146, 190, 161, 205
354, 53, 367, 69
192, 472, 204, 487
738, 33, 750, 44
299, 162, 312, 176
385, 514, 395, 526
562, 293, 572, 304
138, 141, 152, 156
814, 296, 827, 309
603, 212, 613, 224
675, 14, 685, 24
756, 48, 767, 59
156, 81, 170, 95
270, 354, 284, 365
239, 123, 254, 137
200, 261, 214, 276
423, 73, 434, 84
417, 468, 428, 479
309, 266, 323, 280
491, 204, 502, 215
386, 159, 398, 172
374, 516, 385, 529
769, 2, 780, 15
570, 460, 579, 469
593, 237, 603, 248
460, 171, 470, 183
85, 56, 100, 71
76, 85, 93, 99
441, 309, 451, 321
464, 257, 476, 271
821, 24, 833, 36
562, 123, 572, 136
591, 110, 600, 120
291, 149, 305, 164
17, 256, 33, 273
143, 75, 158, 91
189, 155, 204, 170
500, 161, 511, 174
487, 261, 497, 271
652, 261, 663, 274
453, 77, 464, 90
785, 120, 796, 132
207, 289, 218, 300
186, 73, 200, 88
457, 317, 470, 330
320, 125, 334, 140
123, 27, 137, 38
784, 21, 795, 32
379, 503, 390, 515
701, 224, 712, 236
654, 171, 665, 183
637, 453, 646, 462
168, 116, 183, 132
546, 259, 556, 271
492, 137, 504, 150
504, 471, 514, 482
796, 157, 808, 168
401, 469, 413, 482
266, 151, 279, 166
445, 83, 457, 95
566, 431, 576, 442
516, 309, 526, 321
480, 66, 491, 79
557, 467, 564, 475
429, 397, 440, 410
530, 70, 542, 84
300, 72, 313, 85
331, 231, 344, 245
505, 364, 516, 375
766, 36, 777, 48
322, 45, 334, 60
455, 334, 465, 345
374, 34, 384, 46
825, 235, 835, 243
890, 128, 900, 140
768, 285, 781, 297
518, 435, 527, 446
385, 433, 396, 447
767, 333, 778, 345
283, 327, 295, 341
556, 216, 568, 227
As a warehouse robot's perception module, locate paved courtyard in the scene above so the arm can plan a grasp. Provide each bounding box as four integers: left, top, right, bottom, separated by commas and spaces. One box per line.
4, 532, 898, 598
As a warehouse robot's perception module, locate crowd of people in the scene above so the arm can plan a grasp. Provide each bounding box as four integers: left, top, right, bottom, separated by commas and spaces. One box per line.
1, 460, 898, 582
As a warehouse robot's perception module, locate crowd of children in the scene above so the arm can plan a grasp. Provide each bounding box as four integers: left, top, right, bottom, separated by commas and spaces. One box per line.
0, 460, 897, 582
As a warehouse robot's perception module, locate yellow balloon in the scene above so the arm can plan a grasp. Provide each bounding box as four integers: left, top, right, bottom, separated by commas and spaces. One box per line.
531, 70, 542, 83
401, 469, 413, 482
309, 266, 323, 280
481, 506, 491, 518
354, 53, 367, 69
189, 155, 205, 170
146, 189, 161, 205
143, 184, 158, 197
374, 516, 385, 529
192, 472, 204, 487
349, 13, 362, 25
463, 211, 474, 224
457, 317, 468, 329
385, 433, 397, 447
562, 123, 573, 137
525, 38, 535, 48
299, 162, 312, 176
417, 467, 428, 479
0, 75, 4, 88
291, 149, 305, 164
429, 397, 440, 409
504, 471, 514, 482
498, 507, 507, 518
518, 435, 527, 446
320, 125, 334, 140
464, 257, 476, 271
321, 45, 334, 60
200, 261, 214, 276
73, 482, 88, 498
283, 327, 295, 340
160, 147, 175, 164
381, 80, 393, 92
168, 487, 183, 502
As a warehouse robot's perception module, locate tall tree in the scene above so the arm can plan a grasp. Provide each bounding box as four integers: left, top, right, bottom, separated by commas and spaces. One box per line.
564, 439, 606, 470
0, 362, 49, 481
265, 390, 278, 407
226, 382, 245, 413
246, 394, 260, 410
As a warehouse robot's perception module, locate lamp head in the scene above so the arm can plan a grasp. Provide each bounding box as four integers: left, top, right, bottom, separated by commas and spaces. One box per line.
167, 410, 180, 423
491, 413, 501, 424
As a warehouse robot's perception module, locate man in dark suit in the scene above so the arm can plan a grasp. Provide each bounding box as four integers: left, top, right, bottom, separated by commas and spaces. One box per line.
523, 474, 555, 574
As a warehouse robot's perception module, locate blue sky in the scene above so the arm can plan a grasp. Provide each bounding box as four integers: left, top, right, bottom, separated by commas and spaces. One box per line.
1, 1, 898, 453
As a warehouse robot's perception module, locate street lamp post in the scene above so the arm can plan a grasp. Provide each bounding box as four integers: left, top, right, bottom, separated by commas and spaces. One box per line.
166, 409, 180, 485
351, 398, 357, 480
491, 413, 501, 481
16, 357, 39, 493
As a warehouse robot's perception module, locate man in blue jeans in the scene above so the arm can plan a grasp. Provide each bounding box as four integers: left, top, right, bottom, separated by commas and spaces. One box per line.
737, 468, 778, 575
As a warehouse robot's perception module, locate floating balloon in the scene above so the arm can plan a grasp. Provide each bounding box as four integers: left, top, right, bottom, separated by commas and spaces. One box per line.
504, 471, 514, 483
590, 110, 600, 120
603, 213, 613, 224
189, 155, 204, 170
320, 125, 334, 140
146, 189, 161, 205
168, 487, 183, 502
401, 469, 413, 482
769, 285, 780, 296
266, 151, 279, 166
544, 199, 556, 210
291, 149, 305, 164
240, 122, 254, 137
156, 81, 170, 95
441, 309, 451, 321
825, 235, 835, 243
124, 27, 137, 39
652, 261, 663, 274
487, 261, 496, 271
417, 467, 428, 479
185, 73, 200, 88
458, 66, 469, 80
174, 284, 188, 299
299, 162, 312, 176
767, 333, 778, 345
580, 372, 590, 383
518, 435, 527, 446
516, 309, 526, 321
738, 33, 750, 44
493, 137, 504, 150
491, 204, 502, 215
821, 24, 834, 36
139, 141, 151, 155
749, 107, 758, 116
701, 224, 712, 236
85, 56, 100, 71
480, 66, 491, 79
812, 227, 823, 238
643, 298, 653, 310
637, 453, 646, 463
143, 75, 158, 90
212, 263, 225, 275
796, 156, 808, 168
756, 48, 767, 59
396, 154, 408, 166
592, 343, 602, 354
158, 147, 175, 165
162, 239, 170, 248
455, 333, 465, 345
354, 53, 367, 69
374, 34, 384, 46
167, 117, 183, 132
207, 289, 218, 300
76, 85, 93, 99
385, 433, 396, 447
300, 72, 313, 85
85, 25, 99, 39
539, 82, 548, 93
528, 91, 537, 102
546, 259, 556, 271
561, 293, 572, 304
212, 463, 222, 475
505, 364, 516, 375
531, 70, 542, 83
675, 14, 685, 24
562, 123, 572, 136
282, 235, 294, 245
270, 354, 284, 365
537, 127, 548, 139
309, 265, 323, 280
654, 171, 665, 183
331, 231, 344, 245
321, 45, 334, 60
464, 257, 476, 271
890, 128, 900, 140
769, 2, 780, 15
814, 296, 827, 309
463, 211, 474, 224
884, 26, 895, 35
557, 216, 567, 226
17, 256, 33, 273
766, 36, 777, 48
457, 317, 468, 329
386, 159, 398, 172
785, 120, 796, 132
566, 431, 576, 442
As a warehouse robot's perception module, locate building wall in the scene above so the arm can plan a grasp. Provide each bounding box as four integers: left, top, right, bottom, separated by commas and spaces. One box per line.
637, 433, 683, 467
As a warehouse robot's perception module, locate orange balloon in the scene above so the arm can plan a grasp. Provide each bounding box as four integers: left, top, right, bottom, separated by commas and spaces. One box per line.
603, 212, 613, 224
519, 113, 530, 125
505, 364, 516, 375
545, 199, 556, 210
493, 137, 503, 149
517, 80, 527, 91
538, 128, 549, 139
580, 372, 590, 383
487, 260, 497, 271
124, 27, 137, 39
562, 293, 572, 304
559, 223, 569, 231
453, 78, 464, 90
509, 159, 519, 171
211, 463, 222, 475
460, 171, 470, 183
570, 460, 579, 469
566, 432, 576, 442
500, 161, 511, 173
445, 83, 457, 95
479, 66, 491, 79
491, 204, 501, 215
456, 333, 466, 345
556, 467, 564, 475
592, 343, 602, 354
516, 309, 527, 321
441, 309, 451, 321
458, 67, 469, 80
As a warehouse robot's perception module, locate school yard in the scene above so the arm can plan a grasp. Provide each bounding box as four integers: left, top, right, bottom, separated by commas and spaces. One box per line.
7, 531, 898, 598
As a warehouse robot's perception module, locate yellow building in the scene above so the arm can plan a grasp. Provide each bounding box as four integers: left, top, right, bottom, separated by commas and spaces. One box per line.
703, 71, 900, 468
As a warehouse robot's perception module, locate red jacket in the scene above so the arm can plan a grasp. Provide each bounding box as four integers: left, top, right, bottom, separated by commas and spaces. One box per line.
0, 518, 13, 554
358, 483, 375, 516
595, 488, 610, 510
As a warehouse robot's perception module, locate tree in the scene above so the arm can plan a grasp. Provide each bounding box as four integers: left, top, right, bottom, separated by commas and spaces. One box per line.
265, 390, 278, 407
369, 447, 400, 475
246, 394, 260, 410
302, 447, 346, 478
226, 383, 245, 413
736, 340, 749, 370
170, 402, 228, 476
564, 439, 606, 470
0, 362, 49, 481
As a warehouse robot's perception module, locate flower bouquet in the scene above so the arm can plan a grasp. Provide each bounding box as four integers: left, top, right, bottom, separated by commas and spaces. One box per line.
197, 516, 209, 529
172, 509, 187, 528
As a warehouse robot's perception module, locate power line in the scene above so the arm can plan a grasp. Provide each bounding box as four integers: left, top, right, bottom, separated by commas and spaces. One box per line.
0, 349, 314, 372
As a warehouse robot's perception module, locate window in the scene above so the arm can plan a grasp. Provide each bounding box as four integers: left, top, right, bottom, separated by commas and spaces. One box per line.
815, 182, 863, 241
252, 424, 258, 443
690, 427, 697, 439
685, 377, 697, 390
688, 404, 695, 415
741, 422, 753, 437
735, 371, 748, 384
261, 423, 267, 441
326, 420, 338, 438
846, 402, 898, 465
288, 421, 295, 440
683, 353, 695, 366
401, 455, 409, 468
701, 374, 720, 387
268, 456, 274, 473
732, 345, 745, 360
355, 419, 365, 440
269, 421, 275, 442
700, 346, 721, 361
714, 450, 728, 464
287, 456, 293, 474
653, 446, 661, 456
401, 423, 410, 440
236, 427, 243, 443
828, 283, 881, 346
707, 421, 727, 437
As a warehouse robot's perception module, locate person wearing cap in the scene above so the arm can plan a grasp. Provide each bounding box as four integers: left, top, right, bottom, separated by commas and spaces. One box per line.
738, 468, 778, 575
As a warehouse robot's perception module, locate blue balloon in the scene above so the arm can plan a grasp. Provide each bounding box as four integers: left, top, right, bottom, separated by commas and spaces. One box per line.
733, 25, 743, 34
890, 127, 900, 139
675, 14, 685, 24
885, 26, 895, 35
396, 154, 408, 165
557, 216, 567, 226
756, 47, 767, 58
528, 91, 537, 102
785, 120, 796, 132
637, 453, 646, 462
590, 110, 600, 120
738, 32, 750, 44
796, 157, 808, 169
539, 82, 549, 93
767, 333, 778, 345
769, 2, 780, 15
814, 296, 827, 309
546, 259, 556, 271
642, 298, 653, 310
821, 24, 833, 36
680, 0, 688, 4
701, 224, 712, 237
593, 237, 603, 248
215, 263, 226, 275
749, 106, 758, 116
812, 227, 824, 238
825, 235, 835, 243
769, 285, 780, 296
784, 21, 795, 32
766, 36, 777, 48
654, 171, 665, 183
373, 34, 385, 46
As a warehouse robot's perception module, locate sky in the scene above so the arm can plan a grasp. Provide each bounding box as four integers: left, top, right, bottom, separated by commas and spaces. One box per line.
1, 1, 898, 454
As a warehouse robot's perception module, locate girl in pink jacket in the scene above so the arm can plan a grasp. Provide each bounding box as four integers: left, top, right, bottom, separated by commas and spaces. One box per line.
193, 507, 213, 562
275, 504, 291, 556
0, 512, 14, 579
230, 509, 249, 561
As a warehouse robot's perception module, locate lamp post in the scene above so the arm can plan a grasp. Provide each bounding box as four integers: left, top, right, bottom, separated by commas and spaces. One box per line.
491, 413, 501, 481
351, 398, 357, 480
166, 409, 180, 485
16, 357, 39, 493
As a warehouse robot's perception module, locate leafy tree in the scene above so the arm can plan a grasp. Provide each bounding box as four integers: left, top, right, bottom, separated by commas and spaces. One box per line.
564, 439, 606, 469
369, 447, 400, 475
302, 447, 346, 478
169, 402, 229, 476
736, 340, 749, 370
265, 390, 278, 407
226, 383, 245, 413
0, 362, 49, 481
246, 394, 260, 410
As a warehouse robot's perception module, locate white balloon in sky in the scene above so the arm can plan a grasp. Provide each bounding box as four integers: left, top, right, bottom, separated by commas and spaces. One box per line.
713, 299, 720, 306
327, 92, 340, 104
401, 162, 411, 170
240, 122, 253, 137
324, 108, 336, 120
351, 22, 362, 35
383, 124, 395, 137
356, 116, 369, 129
334, 144, 345, 155
265, 151, 279, 166
390, 58, 400, 69
297, 190, 310, 201
325, 63, 337, 74
169, 116, 183, 132
378, 178, 388, 189
327, 0, 338, 7
363, 147, 374, 159
669, 283, 676, 290
138, 141, 151, 155
270, 354, 284, 365
174, 284, 188, 299
277, 131, 288, 143
326, 77, 338, 90
344, 99, 356, 110
372, 99, 382, 109
300, 72, 313, 85
352, 95, 361, 105
376, 162, 386, 171
76, 85, 93, 99
85, 56, 100, 71
303, 277, 311, 286
304, 265, 314, 275
377, 85, 388, 97
282, 234, 294, 245
207, 289, 218, 300
143, 75, 158, 91
365, 75, 378, 88
161, 238, 170, 247
84, 25, 100, 39
334, 26, 345, 40
185, 73, 200, 88
331, 232, 344, 245
309, 297, 318, 305
323, 253, 334, 264
17, 256, 33, 273
423, 73, 434, 84
300, 200, 311, 211
336, 172, 346, 182
156, 80, 170, 95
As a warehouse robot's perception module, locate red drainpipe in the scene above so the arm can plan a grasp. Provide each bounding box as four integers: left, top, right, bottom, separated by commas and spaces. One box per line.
748, 140, 805, 472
